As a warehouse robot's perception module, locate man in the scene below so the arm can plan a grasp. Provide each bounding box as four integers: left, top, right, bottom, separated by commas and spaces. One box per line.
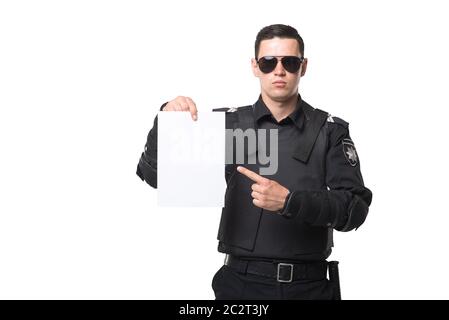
136, 24, 372, 300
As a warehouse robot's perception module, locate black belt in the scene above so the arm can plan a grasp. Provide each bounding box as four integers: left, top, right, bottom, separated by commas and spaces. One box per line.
224, 254, 328, 283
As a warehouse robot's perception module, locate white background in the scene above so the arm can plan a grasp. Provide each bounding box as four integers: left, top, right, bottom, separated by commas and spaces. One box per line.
1, 0, 448, 299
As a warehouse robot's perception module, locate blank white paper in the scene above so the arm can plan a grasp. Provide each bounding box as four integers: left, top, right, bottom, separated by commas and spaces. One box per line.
157, 111, 226, 207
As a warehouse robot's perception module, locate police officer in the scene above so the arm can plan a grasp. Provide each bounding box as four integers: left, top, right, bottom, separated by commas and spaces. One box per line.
136, 24, 372, 300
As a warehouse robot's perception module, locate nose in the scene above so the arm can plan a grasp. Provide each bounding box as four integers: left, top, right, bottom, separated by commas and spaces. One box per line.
273, 59, 286, 76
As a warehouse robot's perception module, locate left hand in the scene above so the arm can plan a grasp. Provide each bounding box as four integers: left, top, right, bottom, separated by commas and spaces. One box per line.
237, 166, 290, 212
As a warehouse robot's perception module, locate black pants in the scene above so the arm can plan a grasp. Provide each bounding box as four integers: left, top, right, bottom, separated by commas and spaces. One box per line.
212, 264, 339, 300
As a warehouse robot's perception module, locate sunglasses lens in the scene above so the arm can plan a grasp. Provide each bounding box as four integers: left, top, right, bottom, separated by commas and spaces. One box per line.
282, 57, 302, 73
258, 56, 277, 73
258, 56, 303, 73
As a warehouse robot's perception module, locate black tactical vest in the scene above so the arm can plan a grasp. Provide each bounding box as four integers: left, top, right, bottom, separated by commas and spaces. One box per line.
214, 101, 331, 259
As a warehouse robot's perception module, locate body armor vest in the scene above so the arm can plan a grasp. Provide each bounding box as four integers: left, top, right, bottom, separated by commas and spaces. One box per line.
216, 102, 331, 257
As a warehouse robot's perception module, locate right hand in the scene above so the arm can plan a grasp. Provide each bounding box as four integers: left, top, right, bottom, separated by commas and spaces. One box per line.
162, 96, 198, 121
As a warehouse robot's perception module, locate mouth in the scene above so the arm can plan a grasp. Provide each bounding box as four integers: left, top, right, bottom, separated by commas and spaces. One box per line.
272, 81, 287, 87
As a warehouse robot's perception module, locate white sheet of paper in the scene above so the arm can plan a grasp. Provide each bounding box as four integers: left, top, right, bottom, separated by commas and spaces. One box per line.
157, 111, 226, 207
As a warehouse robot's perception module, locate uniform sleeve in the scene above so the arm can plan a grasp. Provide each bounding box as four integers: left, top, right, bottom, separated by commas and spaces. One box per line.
281, 121, 373, 231
136, 103, 168, 188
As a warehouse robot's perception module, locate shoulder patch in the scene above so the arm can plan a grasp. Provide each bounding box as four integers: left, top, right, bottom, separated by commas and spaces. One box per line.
327, 114, 349, 128
342, 138, 358, 166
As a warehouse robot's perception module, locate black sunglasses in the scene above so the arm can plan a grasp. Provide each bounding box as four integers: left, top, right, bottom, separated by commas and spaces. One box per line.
257, 56, 304, 74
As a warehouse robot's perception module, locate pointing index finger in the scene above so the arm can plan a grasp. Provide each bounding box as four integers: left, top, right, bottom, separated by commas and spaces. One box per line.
237, 166, 266, 184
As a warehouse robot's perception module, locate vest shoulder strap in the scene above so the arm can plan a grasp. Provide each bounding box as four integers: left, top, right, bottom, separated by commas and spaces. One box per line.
234, 105, 255, 131
293, 102, 328, 163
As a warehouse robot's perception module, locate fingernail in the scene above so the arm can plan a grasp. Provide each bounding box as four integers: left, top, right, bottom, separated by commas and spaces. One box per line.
193, 115, 197, 121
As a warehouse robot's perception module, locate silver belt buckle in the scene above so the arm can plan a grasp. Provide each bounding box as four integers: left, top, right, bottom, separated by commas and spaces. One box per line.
277, 263, 294, 283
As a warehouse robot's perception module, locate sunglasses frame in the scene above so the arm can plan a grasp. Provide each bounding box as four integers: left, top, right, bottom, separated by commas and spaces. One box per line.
256, 55, 305, 74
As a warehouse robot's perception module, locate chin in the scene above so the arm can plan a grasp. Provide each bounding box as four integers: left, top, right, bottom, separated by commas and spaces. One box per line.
268, 90, 296, 102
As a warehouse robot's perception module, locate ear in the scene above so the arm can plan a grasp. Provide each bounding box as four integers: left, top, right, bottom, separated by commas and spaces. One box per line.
300, 58, 308, 77
251, 58, 260, 78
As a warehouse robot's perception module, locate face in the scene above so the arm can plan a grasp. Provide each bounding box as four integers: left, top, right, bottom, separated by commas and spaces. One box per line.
252, 37, 307, 103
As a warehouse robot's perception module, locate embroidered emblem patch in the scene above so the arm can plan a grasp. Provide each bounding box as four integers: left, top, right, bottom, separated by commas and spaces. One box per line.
342, 139, 358, 166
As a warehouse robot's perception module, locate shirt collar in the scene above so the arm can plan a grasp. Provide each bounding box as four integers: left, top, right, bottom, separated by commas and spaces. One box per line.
253, 94, 305, 130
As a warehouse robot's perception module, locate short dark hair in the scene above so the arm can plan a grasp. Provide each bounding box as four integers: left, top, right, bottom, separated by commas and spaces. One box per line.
255, 24, 304, 59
